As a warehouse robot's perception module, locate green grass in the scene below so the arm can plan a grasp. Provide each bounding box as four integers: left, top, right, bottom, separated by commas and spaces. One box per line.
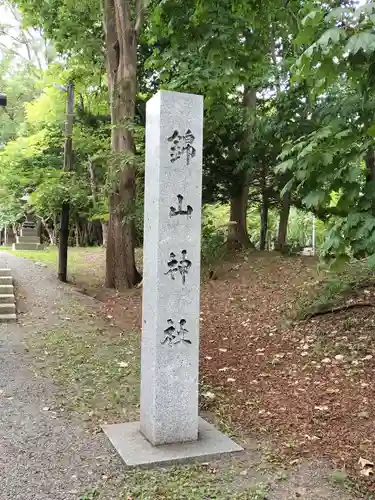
27, 299, 140, 426
329, 470, 350, 487
9, 245, 104, 265
81, 465, 270, 500
6, 246, 148, 289
7, 246, 106, 287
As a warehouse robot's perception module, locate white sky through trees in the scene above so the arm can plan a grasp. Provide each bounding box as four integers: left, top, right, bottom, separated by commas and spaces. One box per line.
0, 1, 47, 69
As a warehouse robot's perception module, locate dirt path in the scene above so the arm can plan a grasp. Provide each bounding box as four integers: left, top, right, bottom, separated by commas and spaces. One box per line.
0, 252, 123, 499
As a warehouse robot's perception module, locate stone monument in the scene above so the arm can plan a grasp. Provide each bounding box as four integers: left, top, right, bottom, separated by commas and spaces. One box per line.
103, 90, 242, 466
12, 216, 43, 251
12, 194, 44, 250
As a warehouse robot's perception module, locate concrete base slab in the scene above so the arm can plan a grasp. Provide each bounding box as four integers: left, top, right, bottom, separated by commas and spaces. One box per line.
0, 269, 12, 276
103, 417, 243, 467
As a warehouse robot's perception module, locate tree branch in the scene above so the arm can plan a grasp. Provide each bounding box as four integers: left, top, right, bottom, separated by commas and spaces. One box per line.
135, 0, 145, 37
114, 0, 132, 50
303, 302, 375, 320
103, 0, 118, 75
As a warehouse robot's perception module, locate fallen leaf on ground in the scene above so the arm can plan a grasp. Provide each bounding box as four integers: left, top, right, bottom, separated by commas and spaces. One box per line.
202, 391, 216, 400
359, 457, 374, 476
118, 361, 129, 368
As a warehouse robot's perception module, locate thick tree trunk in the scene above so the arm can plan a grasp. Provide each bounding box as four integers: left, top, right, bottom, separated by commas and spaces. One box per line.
103, 0, 142, 289
227, 86, 256, 250
227, 180, 251, 249
277, 191, 291, 251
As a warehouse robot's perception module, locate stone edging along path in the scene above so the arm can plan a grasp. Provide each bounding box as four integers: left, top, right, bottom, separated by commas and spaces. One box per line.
0, 268, 16, 322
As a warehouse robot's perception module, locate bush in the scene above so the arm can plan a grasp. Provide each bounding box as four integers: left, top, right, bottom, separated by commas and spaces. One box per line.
201, 218, 226, 266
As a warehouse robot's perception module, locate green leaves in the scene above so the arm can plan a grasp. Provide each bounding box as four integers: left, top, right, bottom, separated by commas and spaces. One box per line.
283, 0, 375, 261
367, 123, 375, 137
316, 28, 343, 48
303, 190, 327, 208
275, 159, 294, 173
345, 32, 375, 55
0, 56, 112, 227
325, 7, 351, 22
302, 9, 324, 28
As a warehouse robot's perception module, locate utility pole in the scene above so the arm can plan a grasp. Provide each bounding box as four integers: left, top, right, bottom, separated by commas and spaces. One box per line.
58, 81, 74, 282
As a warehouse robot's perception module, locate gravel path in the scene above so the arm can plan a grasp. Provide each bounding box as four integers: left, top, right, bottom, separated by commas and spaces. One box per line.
0, 251, 122, 500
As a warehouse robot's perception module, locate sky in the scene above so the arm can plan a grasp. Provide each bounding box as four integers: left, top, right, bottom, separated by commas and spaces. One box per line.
0, 1, 46, 68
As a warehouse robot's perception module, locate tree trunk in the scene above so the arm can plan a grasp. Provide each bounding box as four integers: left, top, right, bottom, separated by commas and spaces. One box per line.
259, 163, 268, 251
103, 0, 142, 289
58, 202, 69, 282
260, 196, 268, 251
75, 220, 80, 247
227, 86, 256, 249
277, 191, 291, 251
227, 181, 251, 249
42, 220, 55, 245
87, 156, 97, 205
366, 151, 375, 182
101, 221, 109, 247
82, 222, 89, 246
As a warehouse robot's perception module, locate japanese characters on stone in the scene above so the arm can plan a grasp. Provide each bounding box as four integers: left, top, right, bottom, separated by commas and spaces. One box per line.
168, 129, 196, 166
164, 250, 192, 285
161, 128, 196, 347
170, 194, 193, 218
161, 318, 191, 346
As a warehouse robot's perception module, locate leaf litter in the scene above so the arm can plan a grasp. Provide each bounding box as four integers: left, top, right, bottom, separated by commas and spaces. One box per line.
98, 251, 375, 493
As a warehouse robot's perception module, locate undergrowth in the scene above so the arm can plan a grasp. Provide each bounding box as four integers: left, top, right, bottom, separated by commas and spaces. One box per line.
295, 256, 375, 318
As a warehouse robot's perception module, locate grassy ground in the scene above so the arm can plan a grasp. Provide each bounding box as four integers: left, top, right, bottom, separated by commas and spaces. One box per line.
28, 300, 140, 428
28, 292, 353, 500
27, 296, 282, 500
15, 246, 374, 498
80, 465, 273, 500
8, 246, 106, 288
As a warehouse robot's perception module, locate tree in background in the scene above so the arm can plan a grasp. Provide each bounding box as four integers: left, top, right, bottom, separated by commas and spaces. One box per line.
279, 1, 375, 261
103, 0, 145, 288
6, 0, 375, 282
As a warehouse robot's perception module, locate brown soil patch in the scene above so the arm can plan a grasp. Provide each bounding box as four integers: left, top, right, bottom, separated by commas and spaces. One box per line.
95, 251, 375, 494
